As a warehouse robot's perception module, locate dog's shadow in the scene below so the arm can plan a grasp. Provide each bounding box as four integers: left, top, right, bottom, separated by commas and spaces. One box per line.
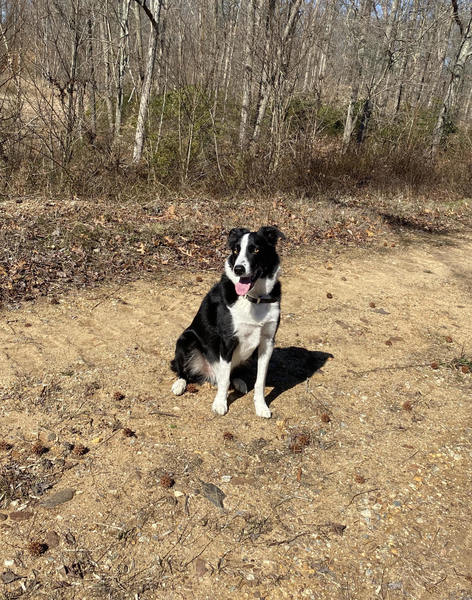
229, 346, 333, 406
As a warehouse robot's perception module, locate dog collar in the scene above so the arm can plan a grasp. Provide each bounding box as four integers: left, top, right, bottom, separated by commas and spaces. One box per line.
244, 294, 278, 304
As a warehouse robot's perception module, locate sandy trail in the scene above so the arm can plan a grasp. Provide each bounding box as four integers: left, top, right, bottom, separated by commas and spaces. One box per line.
0, 233, 471, 599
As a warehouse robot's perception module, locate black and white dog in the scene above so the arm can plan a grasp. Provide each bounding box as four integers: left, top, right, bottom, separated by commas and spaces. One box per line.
171, 226, 284, 418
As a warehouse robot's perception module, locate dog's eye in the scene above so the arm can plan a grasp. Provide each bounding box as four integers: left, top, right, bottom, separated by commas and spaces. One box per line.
253, 247, 259, 254
249, 245, 259, 254
233, 247, 239, 255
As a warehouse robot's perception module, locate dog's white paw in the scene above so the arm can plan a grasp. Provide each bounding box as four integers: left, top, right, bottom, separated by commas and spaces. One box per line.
171, 378, 187, 396
212, 397, 228, 416
232, 378, 248, 394
255, 401, 271, 419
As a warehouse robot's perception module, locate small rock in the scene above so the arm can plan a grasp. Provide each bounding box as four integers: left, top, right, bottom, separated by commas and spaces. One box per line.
64, 532, 76, 545
62, 442, 74, 456
201, 482, 226, 509
327, 522, 346, 535
0, 513, 7, 521
360, 508, 371, 524
41, 488, 76, 508
1, 570, 22, 584
9, 511, 33, 522
388, 581, 403, 590
45, 531, 60, 549
231, 477, 256, 486
221, 475, 231, 483
194, 558, 207, 577
373, 308, 390, 315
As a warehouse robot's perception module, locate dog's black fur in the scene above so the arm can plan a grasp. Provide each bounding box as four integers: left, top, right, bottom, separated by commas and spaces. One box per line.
170, 226, 283, 388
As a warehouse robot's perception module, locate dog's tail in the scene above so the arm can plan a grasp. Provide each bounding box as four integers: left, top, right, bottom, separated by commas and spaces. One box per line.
170, 329, 204, 395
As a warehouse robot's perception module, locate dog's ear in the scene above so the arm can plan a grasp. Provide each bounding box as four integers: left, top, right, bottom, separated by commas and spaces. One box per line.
257, 226, 285, 246
227, 227, 250, 248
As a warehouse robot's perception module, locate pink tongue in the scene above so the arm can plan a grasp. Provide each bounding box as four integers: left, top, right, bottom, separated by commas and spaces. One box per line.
235, 281, 252, 295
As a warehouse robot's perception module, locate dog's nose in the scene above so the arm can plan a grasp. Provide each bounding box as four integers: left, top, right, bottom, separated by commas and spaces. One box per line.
234, 264, 245, 276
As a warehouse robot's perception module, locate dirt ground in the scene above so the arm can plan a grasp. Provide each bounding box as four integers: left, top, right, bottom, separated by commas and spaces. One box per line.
0, 231, 471, 600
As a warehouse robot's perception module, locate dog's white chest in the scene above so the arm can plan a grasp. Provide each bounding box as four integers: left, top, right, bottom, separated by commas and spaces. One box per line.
229, 298, 279, 364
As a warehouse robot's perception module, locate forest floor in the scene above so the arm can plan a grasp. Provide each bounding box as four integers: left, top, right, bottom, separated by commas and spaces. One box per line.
0, 212, 471, 599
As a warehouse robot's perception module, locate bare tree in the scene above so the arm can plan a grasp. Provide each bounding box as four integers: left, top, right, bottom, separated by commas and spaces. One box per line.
114, 0, 131, 142
239, 0, 260, 149
1, 0, 471, 185
251, 0, 303, 146
131, 0, 167, 163
432, 3, 472, 154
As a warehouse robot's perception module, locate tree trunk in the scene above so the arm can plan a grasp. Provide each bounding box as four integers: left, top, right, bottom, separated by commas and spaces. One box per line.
99, 11, 114, 135
251, 0, 303, 146
431, 11, 472, 154
114, 0, 131, 143
132, 0, 166, 163
239, 0, 259, 149
87, 13, 97, 141
342, 0, 370, 152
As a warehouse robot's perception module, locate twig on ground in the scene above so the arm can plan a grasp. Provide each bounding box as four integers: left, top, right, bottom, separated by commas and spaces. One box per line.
344, 488, 379, 509
149, 410, 181, 418
268, 531, 311, 546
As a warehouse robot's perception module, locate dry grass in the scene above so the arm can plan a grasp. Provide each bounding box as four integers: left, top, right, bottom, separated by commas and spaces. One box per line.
1, 186, 470, 306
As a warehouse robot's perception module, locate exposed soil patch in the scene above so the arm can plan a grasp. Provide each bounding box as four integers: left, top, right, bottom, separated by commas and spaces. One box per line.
0, 232, 471, 599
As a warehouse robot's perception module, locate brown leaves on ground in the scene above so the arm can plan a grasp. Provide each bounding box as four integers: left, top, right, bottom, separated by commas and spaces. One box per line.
2, 192, 469, 306
72, 444, 89, 456
27, 541, 48, 557
122, 428, 136, 438
289, 431, 311, 454
159, 474, 175, 488
31, 442, 48, 456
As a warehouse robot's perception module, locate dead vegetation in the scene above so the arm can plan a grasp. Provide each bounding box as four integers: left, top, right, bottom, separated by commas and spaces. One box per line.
1, 186, 470, 306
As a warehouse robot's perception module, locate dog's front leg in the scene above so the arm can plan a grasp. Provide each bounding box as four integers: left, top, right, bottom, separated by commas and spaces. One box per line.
254, 336, 274, 418
212, 358, 232, 415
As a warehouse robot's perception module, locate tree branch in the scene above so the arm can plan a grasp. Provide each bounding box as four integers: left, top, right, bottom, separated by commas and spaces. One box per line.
132, 0, 160, 31
451, 0, 463, 36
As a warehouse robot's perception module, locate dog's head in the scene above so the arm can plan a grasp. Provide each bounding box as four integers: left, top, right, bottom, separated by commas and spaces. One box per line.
226, 226, 285, 296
